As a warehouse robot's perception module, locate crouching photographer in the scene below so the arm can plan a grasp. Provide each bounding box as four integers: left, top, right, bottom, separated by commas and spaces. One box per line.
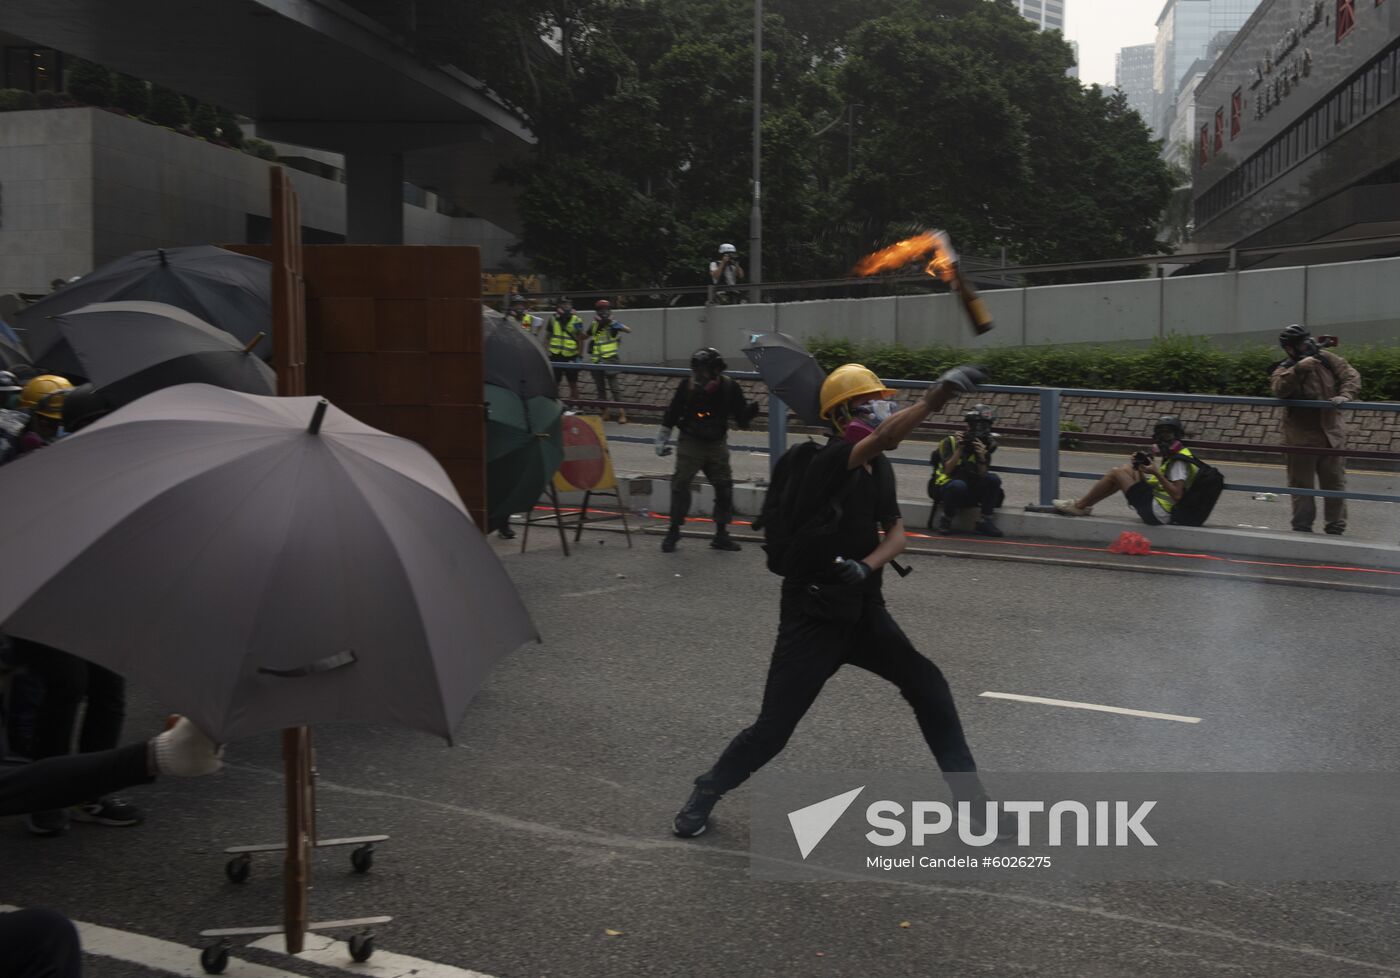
930, 404, 1004, 536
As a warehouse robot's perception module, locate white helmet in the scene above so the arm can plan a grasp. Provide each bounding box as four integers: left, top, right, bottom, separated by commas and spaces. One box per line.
718, 243, 737, 254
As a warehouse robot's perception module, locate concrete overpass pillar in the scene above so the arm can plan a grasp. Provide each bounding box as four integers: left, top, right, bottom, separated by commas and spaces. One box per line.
346, 151, 404, 243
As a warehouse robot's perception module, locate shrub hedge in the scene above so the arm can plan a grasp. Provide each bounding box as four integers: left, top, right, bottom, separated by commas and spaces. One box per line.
807, 335, 1400, 402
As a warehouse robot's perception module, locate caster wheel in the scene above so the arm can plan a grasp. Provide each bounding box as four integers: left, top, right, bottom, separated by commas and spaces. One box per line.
200, 942, 230, 974
350, 843, 374, 874
349, 932, 375, 963
224, 854, 251, 884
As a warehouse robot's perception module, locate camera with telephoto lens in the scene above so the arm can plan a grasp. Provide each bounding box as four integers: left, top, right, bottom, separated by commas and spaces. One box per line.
1132, 451, 1151, 468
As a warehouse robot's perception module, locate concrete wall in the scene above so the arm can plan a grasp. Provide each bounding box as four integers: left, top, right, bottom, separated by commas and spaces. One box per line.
0, 107, 516, 294
588, 257, 1400, 365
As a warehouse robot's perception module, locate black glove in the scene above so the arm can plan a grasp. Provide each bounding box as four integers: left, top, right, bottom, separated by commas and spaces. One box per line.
833, 557, 871, 585
937, 364, 986, 392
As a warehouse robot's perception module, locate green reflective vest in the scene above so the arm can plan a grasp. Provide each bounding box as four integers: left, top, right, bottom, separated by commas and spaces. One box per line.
588, 319, 622, 362
516, 312, 534, 332
548, 315, 583, 357
1147, 447, 1199, 512
933, 434, 993, 487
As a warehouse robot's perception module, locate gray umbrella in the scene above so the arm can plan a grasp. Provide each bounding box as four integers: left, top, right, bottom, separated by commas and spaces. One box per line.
12, 246, 272, 357
742, 331, 828, 425
0, 383, 538, 744
24, 301, 275, 403
484, 307, 556, 399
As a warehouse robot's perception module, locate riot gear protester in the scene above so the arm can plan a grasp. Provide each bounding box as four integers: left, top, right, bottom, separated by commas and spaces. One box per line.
656, 348, 759, 552
1270, 324, 1361, 534
1052, 416, 1222, 527
584, 300, 632, 423
673, 362, 1015, 840
932, 403, 1004, 535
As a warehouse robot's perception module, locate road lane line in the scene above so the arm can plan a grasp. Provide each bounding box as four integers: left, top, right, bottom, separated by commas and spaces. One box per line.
249, 931, 499, 977
980, 691, 1202, 724
0, 905, 289, 977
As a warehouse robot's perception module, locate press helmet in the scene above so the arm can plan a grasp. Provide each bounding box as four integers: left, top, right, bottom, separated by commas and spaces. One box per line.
1153, 415, 1187, 440
690, 347, 727, 374
964, 403, 995, 437
1279, 323, 1311, 346
819, 364, 896, 420
718, 243, 737, 255
19, 374, 73, 419
595, 299, 612, 313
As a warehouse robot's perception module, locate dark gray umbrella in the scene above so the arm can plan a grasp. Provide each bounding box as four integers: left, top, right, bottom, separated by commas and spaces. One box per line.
0, 383, 538, 744
742, 331, 828, 425
486, 385, 564, 525
24, 301, 275, 404
12, 246, 272, 357
484, 308, 556, 399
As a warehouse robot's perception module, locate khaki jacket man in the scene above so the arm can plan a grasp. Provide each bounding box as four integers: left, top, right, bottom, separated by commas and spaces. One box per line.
1269, 326, 1361, 534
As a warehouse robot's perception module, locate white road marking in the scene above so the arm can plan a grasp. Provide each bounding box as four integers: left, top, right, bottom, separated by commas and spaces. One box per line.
0, 904, 498, 978
0, 905, 288, 977
980, 691, 1202, 724
249, 931, 499, 977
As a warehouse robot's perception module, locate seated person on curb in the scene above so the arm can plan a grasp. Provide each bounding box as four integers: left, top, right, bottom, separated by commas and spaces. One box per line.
932, 403, 1004, 536
1052, 416, 1197, 526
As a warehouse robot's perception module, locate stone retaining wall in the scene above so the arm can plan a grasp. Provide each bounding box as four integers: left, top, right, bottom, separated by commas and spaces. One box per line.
571, 370, 1400, 453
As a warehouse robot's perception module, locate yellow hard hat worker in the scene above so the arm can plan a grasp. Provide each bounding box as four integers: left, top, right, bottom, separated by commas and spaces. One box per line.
819, 364, 895, 420
20, 375, 74, 419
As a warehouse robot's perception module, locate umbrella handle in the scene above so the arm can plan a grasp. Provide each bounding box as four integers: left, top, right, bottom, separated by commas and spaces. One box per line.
242, 331, 267, 353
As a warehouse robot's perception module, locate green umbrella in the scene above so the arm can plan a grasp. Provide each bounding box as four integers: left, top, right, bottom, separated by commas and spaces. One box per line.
486, 384, 564, 524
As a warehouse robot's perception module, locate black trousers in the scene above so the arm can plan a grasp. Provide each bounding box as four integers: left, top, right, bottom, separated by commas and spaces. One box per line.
12, 639, 126, 762
701, 589, 977, 793
0, 908, 81, 978
0, 742, 152, 817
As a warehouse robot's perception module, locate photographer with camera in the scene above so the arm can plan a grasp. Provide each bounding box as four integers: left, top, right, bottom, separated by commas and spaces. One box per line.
708, 243, 745, 304
1270, 324, 1361, 535
932, 403, 1004, 536
1052, 416, 1200, 526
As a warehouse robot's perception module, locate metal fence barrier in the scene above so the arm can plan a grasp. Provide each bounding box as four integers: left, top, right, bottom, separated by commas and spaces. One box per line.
552, 362, 1400, 507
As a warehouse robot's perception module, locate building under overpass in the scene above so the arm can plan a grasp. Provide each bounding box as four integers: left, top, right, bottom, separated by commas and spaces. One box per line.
0, 0, 534, 291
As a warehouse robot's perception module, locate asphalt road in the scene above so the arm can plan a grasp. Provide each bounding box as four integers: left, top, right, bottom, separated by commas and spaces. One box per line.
5, 536, 1400, 978
601, 424, 1400, 544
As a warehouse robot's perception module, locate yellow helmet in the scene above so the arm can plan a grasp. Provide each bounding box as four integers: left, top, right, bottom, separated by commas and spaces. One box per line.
20, 374, 74, 419
819, 364, 895, 419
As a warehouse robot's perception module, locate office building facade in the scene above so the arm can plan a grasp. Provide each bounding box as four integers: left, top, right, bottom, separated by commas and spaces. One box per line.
1155, 0, 1264, 135
1192, 0, 1400, 258
1016, 0, 1066, 33
1116, 43, 1158, 130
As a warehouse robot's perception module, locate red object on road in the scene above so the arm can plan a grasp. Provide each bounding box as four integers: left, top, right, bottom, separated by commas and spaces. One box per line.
1108, 531, 1152, 555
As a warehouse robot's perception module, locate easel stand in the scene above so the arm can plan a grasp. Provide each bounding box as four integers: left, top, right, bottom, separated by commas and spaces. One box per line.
573, 489, 633, 546
519, 483, 572, 556
196, 726, 390, 973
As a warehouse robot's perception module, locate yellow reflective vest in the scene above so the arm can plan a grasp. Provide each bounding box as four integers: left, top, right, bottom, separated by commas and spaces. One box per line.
547, 314, 583, 357
588, 319, 622, 362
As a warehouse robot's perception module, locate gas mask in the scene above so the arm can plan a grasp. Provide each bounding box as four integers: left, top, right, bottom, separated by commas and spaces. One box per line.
841, 399, 899, 444
1153, 428, 1182, 455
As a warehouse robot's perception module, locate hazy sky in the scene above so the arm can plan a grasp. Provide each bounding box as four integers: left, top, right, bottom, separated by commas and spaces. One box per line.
1065, 0, 1166, 88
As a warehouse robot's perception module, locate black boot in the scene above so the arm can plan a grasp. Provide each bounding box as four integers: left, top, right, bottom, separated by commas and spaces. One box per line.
674, 784, 723, 837
661, 525, 682, 553
710, 527, 741, 551
973, 517, 1003, 537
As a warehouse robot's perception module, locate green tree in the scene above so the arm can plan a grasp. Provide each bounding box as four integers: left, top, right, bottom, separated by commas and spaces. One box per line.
190, 101, 219, 139
111, 73, 148, 116
65, 59, 112, 106
147, 84, 190, 128
216, 107, 244, 147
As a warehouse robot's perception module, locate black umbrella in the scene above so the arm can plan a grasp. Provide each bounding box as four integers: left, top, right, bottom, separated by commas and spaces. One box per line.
742, 331, 828, 425
0, 330, 28, 372
484, 308, 556, 399
26, 301, 275, 406
13, 246, 272, 357
485, 385, 565, 525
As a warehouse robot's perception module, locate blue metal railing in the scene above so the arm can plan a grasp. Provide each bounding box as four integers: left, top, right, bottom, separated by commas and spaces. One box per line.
562, 363, 1400, 507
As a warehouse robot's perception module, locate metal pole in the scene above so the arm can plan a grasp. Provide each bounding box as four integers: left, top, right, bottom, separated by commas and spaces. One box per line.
1038, 388, 1061, 507
749, 0, 762, 305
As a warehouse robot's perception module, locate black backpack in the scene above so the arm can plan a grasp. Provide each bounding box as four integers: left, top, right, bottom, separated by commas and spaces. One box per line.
1166, 453, 1225, 527
755, 440, 858, 578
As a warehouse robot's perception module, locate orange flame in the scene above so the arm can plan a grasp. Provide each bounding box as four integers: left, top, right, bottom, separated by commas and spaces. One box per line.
853, 230, 957, 282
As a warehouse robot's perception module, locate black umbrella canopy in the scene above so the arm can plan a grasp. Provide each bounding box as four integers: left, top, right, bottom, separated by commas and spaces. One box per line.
0, 384, 538, 744
742, 331, 828, 426
24, 301, 275, 406
484, 308, 556, 400
13, 246, 272, 357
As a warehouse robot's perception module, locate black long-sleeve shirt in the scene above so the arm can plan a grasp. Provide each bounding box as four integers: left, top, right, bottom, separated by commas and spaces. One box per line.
662, 377, 753, 441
